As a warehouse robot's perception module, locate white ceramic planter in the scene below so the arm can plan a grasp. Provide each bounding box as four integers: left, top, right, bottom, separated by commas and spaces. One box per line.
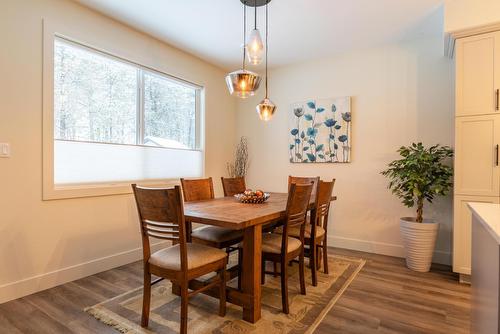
400, 217, 439, 272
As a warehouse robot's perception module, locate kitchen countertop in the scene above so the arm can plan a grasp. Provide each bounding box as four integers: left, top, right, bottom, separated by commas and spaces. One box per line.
468, 202, 500, 245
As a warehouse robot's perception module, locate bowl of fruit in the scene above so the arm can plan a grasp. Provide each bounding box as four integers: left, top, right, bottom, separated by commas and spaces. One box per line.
234, 189, 270, 204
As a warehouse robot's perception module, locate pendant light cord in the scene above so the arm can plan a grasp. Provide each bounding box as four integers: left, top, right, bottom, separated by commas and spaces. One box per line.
254, 0, 257, 29
242, 2, 247, 70
265, 1, 269, 98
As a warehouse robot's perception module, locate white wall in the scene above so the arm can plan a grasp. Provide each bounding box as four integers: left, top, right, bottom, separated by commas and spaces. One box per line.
0, 0, 235, 303
236, 36, 454, 264
444, 0, 500, 32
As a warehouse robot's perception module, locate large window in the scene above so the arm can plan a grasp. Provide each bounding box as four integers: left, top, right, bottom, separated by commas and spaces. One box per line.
54, 38, 199, 149
51, 38, 203, 187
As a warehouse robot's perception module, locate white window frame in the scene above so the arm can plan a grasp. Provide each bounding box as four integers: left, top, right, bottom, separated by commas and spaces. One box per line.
42, 20, 205, 200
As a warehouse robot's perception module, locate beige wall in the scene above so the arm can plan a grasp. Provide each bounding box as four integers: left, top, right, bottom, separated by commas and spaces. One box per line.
0, 0, 456, 303
444, 0, 500, 32
236, 36, 454, 263
0, 0, 236, 302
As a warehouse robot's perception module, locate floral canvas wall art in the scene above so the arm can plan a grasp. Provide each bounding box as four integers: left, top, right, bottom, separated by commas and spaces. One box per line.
289, 97, 351, 163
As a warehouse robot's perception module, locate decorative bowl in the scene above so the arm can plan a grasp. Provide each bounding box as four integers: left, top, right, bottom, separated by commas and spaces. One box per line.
234, 192, 270, 204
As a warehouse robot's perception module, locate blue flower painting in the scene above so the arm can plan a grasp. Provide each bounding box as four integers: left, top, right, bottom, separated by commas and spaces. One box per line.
289, 97, 351, 163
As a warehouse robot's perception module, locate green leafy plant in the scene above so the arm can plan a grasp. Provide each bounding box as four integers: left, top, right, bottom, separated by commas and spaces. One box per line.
381, 143, 454, 223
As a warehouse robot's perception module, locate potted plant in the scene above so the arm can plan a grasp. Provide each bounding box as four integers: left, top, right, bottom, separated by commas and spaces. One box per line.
381, 143, 453, 272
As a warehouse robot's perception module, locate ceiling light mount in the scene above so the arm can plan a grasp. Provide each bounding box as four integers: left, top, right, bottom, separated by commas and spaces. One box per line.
240, 0, 272, 8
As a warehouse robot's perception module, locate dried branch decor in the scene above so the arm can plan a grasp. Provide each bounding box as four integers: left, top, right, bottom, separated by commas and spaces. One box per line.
227, 137, 250, 178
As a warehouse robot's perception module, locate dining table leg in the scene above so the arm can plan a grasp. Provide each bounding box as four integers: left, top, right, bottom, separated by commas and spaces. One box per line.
241, 224, 262, 323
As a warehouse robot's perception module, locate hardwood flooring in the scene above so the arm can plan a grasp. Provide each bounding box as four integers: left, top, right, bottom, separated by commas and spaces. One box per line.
316, 249, 471, 334
0, 248, 470, 333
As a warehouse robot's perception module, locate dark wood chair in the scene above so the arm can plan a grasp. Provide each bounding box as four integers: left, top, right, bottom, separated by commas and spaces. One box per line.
180, 178, 243, 249
221, 176, 246, 196
256, 183, 314, 314
312, 180, 336, 274
288, 175, 320, 202
284, 179, 335, 286
131, 184, 227, 334
180, 177, 215, 202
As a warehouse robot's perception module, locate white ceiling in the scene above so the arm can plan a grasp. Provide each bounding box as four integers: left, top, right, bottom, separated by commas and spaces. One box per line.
75, 0, 445, 70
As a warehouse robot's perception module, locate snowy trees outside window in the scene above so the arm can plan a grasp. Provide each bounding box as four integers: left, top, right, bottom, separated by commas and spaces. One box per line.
54, 38, 199, 150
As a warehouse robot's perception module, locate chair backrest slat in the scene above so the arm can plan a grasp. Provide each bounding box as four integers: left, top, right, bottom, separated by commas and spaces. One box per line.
146, 231, 180, 241
144, 220, 179, 229
132, 184, 188, 271
221, 177, 246, 197
180, 178, 215, 202
288, 212, 307, 228
145, 225, 180, 235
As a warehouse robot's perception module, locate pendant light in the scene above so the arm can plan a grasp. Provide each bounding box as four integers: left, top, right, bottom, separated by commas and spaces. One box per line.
256, 1, 276, 121
247, 0, 264, 65
225, 2, 261, 98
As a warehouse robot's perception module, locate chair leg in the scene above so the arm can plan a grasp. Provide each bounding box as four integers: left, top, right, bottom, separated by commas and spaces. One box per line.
219, 268, 227, 317
280, 261, 289, 314
310, 239, 318, 286
186, 222, 193, 243
323, 238, 329, 274
299, 249, 306, 295
237, 248, 243, 291
273, 262, 278, 277
261, 259, 266, 284
316, 245, 322, 270
141, 270, 151, 328
180, 283, 189, 334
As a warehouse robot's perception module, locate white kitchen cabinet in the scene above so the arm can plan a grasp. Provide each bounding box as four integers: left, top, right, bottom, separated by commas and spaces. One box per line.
453, 195, 499, 275
454, 115, 500, 197
455, 32, 500, 117
454, 31, 500, 277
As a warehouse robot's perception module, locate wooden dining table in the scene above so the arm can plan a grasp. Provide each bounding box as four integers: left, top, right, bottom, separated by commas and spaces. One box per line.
183, 192, 337, 323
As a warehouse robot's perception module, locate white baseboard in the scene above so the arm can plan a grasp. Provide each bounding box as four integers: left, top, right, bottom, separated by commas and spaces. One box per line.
0, 241, 167, 304
329, 235, 451, 265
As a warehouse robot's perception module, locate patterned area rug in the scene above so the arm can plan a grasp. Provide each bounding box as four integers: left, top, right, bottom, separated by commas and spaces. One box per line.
85, 254, 365, 334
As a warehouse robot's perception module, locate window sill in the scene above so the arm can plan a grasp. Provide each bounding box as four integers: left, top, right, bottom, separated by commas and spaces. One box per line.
43, 179, 180, 201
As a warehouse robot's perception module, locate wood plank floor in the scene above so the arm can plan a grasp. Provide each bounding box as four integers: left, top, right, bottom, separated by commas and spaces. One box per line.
0, 248, 470, 333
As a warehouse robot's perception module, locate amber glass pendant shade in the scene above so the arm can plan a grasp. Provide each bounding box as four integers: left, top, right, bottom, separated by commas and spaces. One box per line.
225, 69, 261, 98
256, 98, 276, 121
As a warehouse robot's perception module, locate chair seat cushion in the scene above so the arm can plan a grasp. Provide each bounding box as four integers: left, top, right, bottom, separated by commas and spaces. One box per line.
261, 233, 302, 254
149, 243, 227, 271
191, 226, 243, 244
276, 223, 326, 240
